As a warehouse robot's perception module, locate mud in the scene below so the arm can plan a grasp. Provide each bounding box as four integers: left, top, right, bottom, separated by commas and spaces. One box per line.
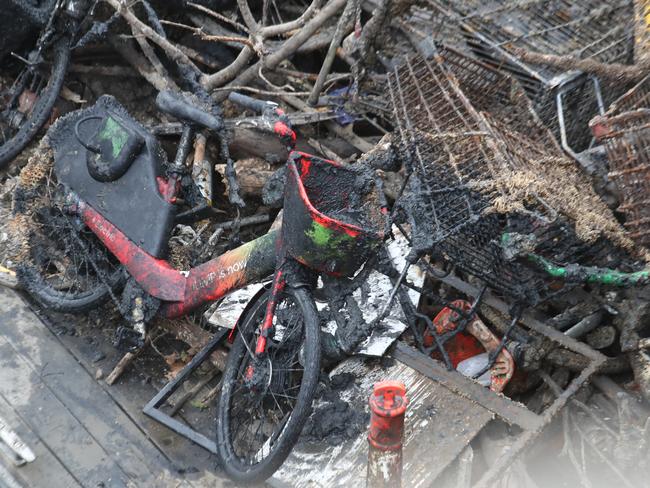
302, 372, 369, 445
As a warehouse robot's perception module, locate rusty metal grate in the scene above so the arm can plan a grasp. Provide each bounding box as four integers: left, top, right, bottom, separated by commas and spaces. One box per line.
592, 109, 650, 249
605, 73, 650, 115
388, 44, 633, 304
431, 0, 636, 154
591, 75, 650, 249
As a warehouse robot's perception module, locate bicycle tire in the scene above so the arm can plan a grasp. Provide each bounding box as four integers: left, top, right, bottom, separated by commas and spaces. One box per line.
216, 285, 320, 484
0, 35, 71, 169
14, 189, 124, 314
17, 263, 123, 314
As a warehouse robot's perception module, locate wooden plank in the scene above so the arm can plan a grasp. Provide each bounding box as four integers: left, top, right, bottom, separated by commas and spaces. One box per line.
73, 358, 225, 488
0, 288, 173, 484
0, 335, 130, 487
21, 294, 228, 487
438, 273, 605, 360
0, 394, 81, 488
272, 356, 493, 488
393, 343, 544, 430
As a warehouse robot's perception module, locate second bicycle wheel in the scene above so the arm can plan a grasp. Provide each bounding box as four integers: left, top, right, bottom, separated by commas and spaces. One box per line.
12, 141, 124, 313
216, 285, 320, 484
0, 34, 71, 169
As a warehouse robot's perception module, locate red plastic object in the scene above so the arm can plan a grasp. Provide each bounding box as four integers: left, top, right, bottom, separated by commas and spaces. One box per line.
368, 381, 408, 451
424, 300, 484, 368
367, 381, 408, 488
423, 300, 515, 392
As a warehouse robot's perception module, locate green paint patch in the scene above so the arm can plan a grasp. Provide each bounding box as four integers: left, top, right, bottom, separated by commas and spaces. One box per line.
305, 221, 353, 258
98, 117, 129, 158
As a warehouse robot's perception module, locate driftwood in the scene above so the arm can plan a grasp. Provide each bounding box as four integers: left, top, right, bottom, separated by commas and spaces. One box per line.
229, 127, 289, 161
216, 157, 274, 196
0, 266, 18, 289
307, 0, 356, 105
211, 0, 349, 97
510, 47, 649, 83
169, 367, 221, 415
106, 351, 139, 385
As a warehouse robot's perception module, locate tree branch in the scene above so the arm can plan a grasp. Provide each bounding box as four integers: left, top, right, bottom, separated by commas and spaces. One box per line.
110, 36, 170, 91
510, 47, 649, 82
202, 45, 255, 89
236, 0, 259, 34
261, 0, 324, 37
209, 0, 348, 98
308, 0, 355, 105
187, 1, 249, 34
104, 0, 199, 71
160, 19, 258, 51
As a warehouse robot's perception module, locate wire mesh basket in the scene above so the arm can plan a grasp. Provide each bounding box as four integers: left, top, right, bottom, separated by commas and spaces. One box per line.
605, 74, 650, 115
388, 44, 634, 304
431, 0, 636, 155
591, 74, 650, 249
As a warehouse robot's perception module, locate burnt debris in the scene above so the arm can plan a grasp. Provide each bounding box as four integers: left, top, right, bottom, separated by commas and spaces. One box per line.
1, 1, 650, 487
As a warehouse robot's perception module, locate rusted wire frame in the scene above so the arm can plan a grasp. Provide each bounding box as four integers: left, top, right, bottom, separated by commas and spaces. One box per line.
597, 109, 650, 248
510, 47, 648, 83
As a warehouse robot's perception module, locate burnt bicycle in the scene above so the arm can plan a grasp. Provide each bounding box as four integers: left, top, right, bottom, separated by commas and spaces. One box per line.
0, 0, 97, 168
14, 89, 386, 482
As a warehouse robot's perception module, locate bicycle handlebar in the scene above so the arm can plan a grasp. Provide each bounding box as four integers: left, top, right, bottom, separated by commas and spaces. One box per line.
156, 90, 223, 131
228, 92, 296, 149
228, 92, 277, 114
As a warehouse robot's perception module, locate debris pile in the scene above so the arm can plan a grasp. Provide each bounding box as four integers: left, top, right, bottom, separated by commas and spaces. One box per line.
1, 0, 650, 487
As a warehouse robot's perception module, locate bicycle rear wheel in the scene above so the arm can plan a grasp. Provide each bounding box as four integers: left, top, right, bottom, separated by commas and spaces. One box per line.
17, 204, 124, 313
216, 285, 320, 484
0, 34, 71, 169
12, 142, 124, 313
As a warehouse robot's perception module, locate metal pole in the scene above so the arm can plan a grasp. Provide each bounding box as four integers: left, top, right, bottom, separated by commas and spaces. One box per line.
367, 381, 408, 488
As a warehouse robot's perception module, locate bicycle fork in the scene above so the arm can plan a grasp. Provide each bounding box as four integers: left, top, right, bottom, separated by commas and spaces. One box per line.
255, 268, 286, 355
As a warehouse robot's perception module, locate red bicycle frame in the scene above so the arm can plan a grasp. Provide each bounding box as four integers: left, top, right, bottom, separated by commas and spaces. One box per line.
71, 103, 299, 359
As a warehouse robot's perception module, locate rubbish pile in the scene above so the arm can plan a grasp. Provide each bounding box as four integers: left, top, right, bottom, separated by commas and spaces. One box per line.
0, 0, 649, 487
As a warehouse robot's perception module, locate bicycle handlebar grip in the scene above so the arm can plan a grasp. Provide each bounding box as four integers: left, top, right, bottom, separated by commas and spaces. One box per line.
156, 90, 223, 131
228, 92, 274, 114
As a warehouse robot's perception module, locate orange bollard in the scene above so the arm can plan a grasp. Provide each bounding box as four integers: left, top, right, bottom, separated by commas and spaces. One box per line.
367, 381, 408, 488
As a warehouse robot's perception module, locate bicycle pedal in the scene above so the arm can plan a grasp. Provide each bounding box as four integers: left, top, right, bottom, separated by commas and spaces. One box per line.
113, 326, 145, 353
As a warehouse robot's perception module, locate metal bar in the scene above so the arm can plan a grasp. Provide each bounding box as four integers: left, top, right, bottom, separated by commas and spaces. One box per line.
142, 327, 229, 454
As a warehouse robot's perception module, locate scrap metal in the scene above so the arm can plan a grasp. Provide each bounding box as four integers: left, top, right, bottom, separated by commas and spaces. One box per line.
591, 75, 650, 249
387, 43, 633, 306
431, 0, 636, 157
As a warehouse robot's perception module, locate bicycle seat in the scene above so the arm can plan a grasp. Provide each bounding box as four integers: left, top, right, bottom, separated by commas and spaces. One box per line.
155, 90, 223, 131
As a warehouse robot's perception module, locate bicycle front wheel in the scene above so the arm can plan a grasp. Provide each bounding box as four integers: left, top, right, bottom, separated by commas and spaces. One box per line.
216, 285, 320, 484
0, 35, 71, 169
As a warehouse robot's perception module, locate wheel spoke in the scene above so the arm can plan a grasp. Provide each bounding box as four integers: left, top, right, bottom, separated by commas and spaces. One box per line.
220, 288, 313, 471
